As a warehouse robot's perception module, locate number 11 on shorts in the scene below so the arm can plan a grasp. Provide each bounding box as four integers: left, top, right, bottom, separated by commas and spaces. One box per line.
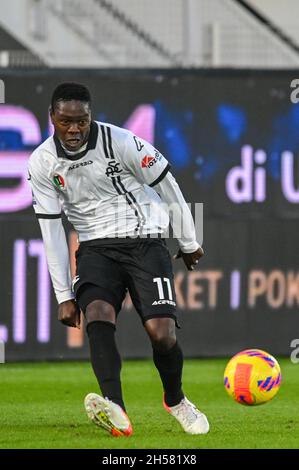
153, 277, 173, 300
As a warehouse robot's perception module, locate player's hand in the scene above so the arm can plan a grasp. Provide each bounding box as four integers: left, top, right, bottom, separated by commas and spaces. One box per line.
58, 299, 81, 328
174, 246, 204, 271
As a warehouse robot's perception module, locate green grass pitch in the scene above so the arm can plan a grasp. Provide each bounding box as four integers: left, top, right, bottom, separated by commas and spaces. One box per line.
0, 359, 298, 449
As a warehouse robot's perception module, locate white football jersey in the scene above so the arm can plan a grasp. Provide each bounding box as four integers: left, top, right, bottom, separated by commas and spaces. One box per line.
28, 121, 171, 241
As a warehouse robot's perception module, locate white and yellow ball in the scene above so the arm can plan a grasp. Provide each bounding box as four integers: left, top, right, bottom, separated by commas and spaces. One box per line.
224, 349, 281, 405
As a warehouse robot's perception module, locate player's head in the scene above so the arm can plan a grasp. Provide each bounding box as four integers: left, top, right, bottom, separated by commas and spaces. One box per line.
50, 82, 92, 151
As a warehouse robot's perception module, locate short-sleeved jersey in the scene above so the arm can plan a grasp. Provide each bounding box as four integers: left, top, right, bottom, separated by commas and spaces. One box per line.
28, 121, 171, 241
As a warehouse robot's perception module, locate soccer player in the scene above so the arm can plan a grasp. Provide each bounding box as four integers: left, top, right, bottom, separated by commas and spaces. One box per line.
28, 82, 209, 437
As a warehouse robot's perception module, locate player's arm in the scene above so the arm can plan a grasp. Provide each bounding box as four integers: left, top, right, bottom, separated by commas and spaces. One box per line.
28, 158, 80, 327
123, 133, 203, 270
153, 171, 204, 270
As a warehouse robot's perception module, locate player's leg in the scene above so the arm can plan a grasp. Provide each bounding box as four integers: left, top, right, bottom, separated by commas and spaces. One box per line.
145, 316, 209, 434
77, 284, 132, 436
144, 316, 184, 407
125, 239, 209, 434
123, 239, 184, 406
74, 244, 132, 435
78, 285, 123, 409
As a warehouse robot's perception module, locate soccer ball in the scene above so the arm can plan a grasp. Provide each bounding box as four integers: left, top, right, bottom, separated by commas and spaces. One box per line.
224, 349, 281, 405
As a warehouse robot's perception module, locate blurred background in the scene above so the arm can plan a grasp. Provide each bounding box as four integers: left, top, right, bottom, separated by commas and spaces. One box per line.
1, 0, 299, 361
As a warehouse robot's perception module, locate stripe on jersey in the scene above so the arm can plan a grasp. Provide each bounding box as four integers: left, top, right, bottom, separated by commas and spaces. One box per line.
100, 125, 110, 159
117, 177, 146, 228
149, 163, 171, 187
100, 124, 115, 160
106, 126, 115, 159
112, 176, 130, 204
36, 213, 62, 219
101, 124, 145, 234
112, 176, 146, 234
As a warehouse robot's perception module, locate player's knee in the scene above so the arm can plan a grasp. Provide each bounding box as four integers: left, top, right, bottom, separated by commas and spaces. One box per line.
85, 299, 116, 325
145, 317, 176, 353
152, 335, 176, 353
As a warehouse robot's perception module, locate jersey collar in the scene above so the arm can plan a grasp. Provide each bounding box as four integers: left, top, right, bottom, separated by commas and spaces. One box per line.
53, 120, 98, 161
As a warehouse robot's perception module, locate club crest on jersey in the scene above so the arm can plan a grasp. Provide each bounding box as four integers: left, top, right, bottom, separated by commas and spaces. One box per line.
105, 160, 123, 177
141, 151, 162, 168
53, 174, 65, 190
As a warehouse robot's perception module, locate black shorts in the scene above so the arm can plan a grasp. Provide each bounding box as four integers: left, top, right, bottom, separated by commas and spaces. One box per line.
74, 238, 177, 324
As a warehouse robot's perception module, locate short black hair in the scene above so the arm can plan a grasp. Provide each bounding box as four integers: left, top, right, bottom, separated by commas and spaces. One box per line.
51, 82, 91, 111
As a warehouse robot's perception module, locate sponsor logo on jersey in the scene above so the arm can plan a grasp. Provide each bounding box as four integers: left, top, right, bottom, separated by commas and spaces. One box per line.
105, 160, 123, 177
53, 174, 65, 189
133, 135, 144, 152
141, 151, 162, 168
68, 160, 93, 171
152, 300, 176, 306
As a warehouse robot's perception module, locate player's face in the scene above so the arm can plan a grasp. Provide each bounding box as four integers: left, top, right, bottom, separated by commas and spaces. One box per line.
51, 100, 91, 151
